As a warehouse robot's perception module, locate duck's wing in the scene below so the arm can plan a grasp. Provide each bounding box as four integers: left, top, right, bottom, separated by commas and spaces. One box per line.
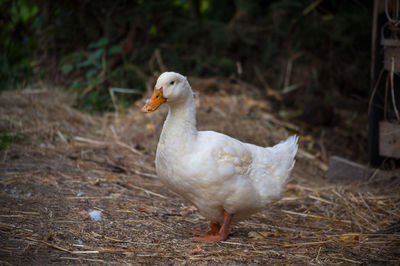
195, 132, 298, 202
195, 131, 254, 177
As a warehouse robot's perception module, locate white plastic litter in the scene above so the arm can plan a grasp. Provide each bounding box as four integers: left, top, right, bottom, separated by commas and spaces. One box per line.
88, 210, 103, 221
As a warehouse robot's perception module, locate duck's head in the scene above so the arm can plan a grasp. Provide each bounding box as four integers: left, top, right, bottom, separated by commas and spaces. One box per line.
142, 72, 191, 113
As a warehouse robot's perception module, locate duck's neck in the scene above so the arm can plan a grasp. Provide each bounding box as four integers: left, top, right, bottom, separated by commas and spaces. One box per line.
160, 95, 197, 147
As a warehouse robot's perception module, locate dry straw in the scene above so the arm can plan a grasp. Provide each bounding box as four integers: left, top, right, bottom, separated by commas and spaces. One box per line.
0, 84, 399, 264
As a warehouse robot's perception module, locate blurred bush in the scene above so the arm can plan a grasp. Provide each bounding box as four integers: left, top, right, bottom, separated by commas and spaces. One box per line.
0, 0, 41, 90
1, 0, 372, 112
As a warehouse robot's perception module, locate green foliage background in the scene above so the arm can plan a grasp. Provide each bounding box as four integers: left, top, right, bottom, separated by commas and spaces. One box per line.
0, 0, 372, 112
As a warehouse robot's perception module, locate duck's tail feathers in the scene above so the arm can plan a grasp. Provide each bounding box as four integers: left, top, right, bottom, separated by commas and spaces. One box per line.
274, 135, 298, 181
259, 135, 298, 202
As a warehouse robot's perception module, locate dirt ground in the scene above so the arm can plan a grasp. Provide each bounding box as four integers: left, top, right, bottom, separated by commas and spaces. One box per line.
0, 81, 399, 265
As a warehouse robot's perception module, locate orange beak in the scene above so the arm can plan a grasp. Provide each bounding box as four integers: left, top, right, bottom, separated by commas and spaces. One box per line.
142, 87, 167, 113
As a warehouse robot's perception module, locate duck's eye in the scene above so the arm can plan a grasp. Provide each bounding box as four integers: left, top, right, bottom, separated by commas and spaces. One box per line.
170, 81, 175, 85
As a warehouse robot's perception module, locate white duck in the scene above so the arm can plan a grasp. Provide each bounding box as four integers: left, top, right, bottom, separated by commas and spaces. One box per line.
142, 72, 298, 241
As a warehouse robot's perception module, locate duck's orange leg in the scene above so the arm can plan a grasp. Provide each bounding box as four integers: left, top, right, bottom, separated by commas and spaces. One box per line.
186, 222, 220, 235
204, 222, 221, 235
193, 210, 232, 241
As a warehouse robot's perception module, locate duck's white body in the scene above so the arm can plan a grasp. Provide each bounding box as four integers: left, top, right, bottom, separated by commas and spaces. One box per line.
148, 72, 298, 226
